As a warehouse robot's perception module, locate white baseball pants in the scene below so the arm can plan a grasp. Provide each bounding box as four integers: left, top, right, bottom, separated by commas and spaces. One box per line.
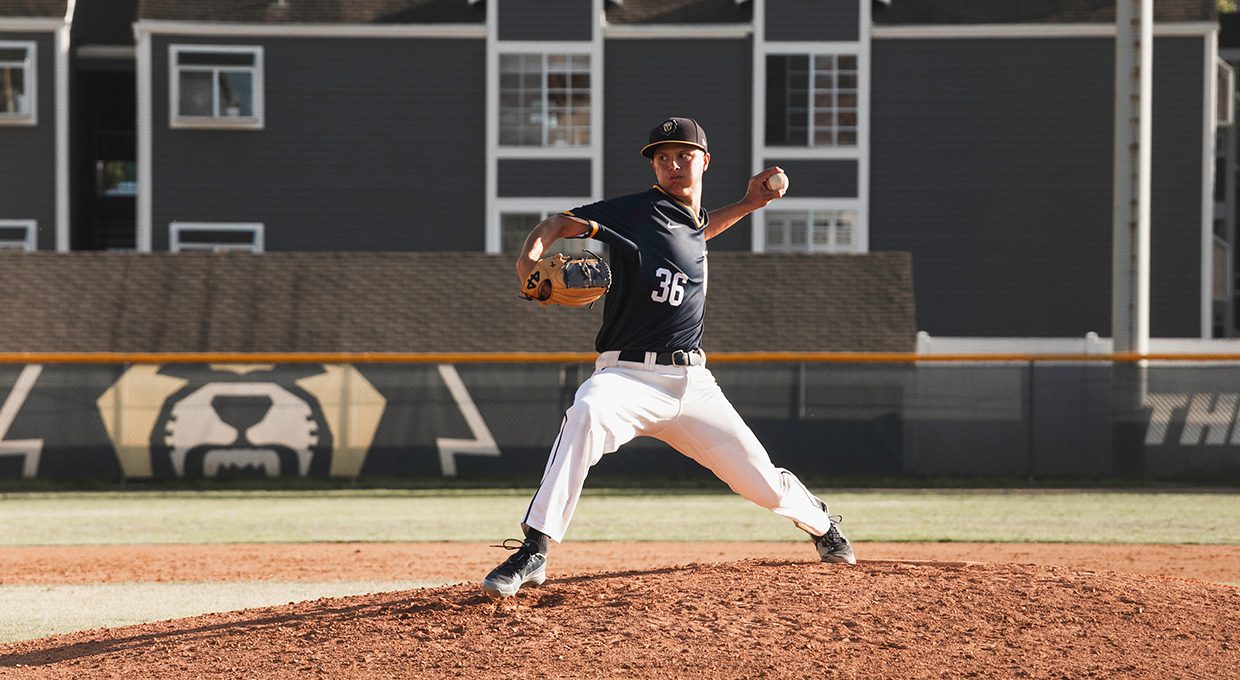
521, 351, 834, 543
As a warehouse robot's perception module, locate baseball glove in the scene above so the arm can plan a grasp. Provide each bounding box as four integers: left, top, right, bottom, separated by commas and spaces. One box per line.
519, 252, 611, 307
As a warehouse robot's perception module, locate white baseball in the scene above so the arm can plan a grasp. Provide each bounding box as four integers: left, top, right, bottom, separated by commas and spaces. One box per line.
765, 172, 789, 192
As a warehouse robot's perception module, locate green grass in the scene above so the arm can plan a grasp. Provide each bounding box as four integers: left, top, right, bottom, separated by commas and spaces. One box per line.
2, 488, 1238, 545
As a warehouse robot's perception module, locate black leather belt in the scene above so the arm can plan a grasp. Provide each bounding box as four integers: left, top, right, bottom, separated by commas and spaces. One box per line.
617, 349, 703, 366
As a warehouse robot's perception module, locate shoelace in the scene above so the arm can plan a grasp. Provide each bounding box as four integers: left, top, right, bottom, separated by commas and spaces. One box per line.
491, 538, 539, 568
490, 538, 526, 551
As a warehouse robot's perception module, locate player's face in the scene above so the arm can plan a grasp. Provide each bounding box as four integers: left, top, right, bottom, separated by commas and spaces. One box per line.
650, 144, 710, 197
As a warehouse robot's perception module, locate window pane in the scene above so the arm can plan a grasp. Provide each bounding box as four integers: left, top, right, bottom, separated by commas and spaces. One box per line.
1, 66, 26, 114
837, 212, 855, 247
766, 55, 810, 146
501, 213, 542, 253
766, 211, 811, 252
178, 51, 254, 66
839, 55, 857, 71
218, 71, 253, 117
178, 71, 213, 116
0, 47, 26, 60
500, 53, 590, 147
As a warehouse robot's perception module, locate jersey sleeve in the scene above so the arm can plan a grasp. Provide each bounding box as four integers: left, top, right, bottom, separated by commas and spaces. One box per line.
563, 200, 638, 255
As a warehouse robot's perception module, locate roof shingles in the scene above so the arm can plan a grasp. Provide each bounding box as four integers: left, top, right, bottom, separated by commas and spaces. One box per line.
0, 251, 915, 353
873, 0, 1215, 25
136, 0, 485, 24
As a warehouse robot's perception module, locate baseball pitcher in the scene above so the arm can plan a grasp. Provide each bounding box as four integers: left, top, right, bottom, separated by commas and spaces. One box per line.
483, 117, 855, 598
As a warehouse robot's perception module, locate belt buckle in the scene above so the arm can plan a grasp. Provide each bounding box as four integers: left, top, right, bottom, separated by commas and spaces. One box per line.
671, 349, 691, 366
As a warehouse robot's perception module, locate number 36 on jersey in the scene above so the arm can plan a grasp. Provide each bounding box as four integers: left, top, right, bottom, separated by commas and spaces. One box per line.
651, 267, 688, 306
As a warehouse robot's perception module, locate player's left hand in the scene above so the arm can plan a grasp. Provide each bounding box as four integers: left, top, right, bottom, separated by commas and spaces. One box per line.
743, 167, 787, 209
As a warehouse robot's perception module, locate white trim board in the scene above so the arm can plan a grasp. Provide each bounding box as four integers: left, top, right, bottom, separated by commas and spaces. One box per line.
136, 29, 152, 252
132, 20, 485, 39
873, 22, 1217, 40
1203, 30, 1220, 337
0, 18, 63, 32
603, 24, 751, 39
55, 17, 69, 251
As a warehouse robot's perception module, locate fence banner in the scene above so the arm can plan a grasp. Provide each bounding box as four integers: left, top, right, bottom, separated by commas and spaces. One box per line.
1, 361, 1237, 482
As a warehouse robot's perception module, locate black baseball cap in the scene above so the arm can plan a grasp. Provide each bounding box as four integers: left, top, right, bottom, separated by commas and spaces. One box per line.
640, 117, 708, 158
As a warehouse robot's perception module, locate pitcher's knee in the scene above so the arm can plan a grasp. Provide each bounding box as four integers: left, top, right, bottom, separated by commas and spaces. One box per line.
732, 481, 782, 510
567, 396, 612, 427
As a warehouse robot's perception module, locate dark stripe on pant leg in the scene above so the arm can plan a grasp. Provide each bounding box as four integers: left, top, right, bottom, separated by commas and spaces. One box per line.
523, 413, 569, 527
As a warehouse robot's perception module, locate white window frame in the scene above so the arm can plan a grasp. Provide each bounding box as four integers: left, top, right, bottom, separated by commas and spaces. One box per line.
496, 46, 593, 155
760, 199, 862, 254
169, 222, 264, 253
1218, 57, 1234, 127
169, 44, 264, 129
752, 0, 872, 254
0, 220, 37, 251
0, 41, 37, 125
496, 199, 603, 255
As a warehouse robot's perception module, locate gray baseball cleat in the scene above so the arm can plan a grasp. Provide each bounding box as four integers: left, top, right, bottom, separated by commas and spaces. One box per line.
482, 537, 547, 598
813, 515, 856, 565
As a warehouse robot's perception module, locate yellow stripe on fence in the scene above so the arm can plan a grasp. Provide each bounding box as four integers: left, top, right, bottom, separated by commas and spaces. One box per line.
4, 351, 1240, 364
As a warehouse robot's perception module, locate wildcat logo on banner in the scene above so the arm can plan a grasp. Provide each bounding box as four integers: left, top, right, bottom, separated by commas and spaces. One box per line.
97, 364, 386, 479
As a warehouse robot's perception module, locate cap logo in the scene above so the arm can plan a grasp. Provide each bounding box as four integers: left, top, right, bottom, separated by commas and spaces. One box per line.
661, 119, 677, 135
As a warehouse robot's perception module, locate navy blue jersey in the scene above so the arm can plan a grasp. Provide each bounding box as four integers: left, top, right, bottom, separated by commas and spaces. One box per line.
565, 186, 709, 353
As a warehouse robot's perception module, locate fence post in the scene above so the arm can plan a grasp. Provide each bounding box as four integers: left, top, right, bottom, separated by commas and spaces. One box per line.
1026, 360, 1035, 482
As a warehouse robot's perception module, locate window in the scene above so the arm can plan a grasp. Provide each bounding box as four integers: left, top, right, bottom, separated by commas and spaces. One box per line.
765, 209, 855, 253
170, 222, 264, 253
0, 220, 36, 251
170, 45, 263, 128
97, 161, 137, 197
0, 41, 35, 124
499, 53, 590, 147
766, 54, 857, 147
501, 211, 604, 256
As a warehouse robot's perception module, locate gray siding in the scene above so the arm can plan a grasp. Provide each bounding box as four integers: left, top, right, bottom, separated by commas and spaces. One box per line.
0, 31, 55, 248
498, 159, 591, 197
761, 158, 857, 197
765, 0, 858, 42
870, 36, 1205, 337
603, 38, 753, 251
151, 36, 486, 251
498, 0, 592, 41
1150, 37, 1209, 337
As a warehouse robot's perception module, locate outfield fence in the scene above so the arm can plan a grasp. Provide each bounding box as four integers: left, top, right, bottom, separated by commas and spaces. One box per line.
1, 352, 1238, 483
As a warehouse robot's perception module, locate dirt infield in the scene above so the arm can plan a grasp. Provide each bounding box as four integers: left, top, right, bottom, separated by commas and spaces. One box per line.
1, 543, 1238, 678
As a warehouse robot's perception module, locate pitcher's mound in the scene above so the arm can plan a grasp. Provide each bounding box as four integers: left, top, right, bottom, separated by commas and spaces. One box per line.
2, 559, 1238, 678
